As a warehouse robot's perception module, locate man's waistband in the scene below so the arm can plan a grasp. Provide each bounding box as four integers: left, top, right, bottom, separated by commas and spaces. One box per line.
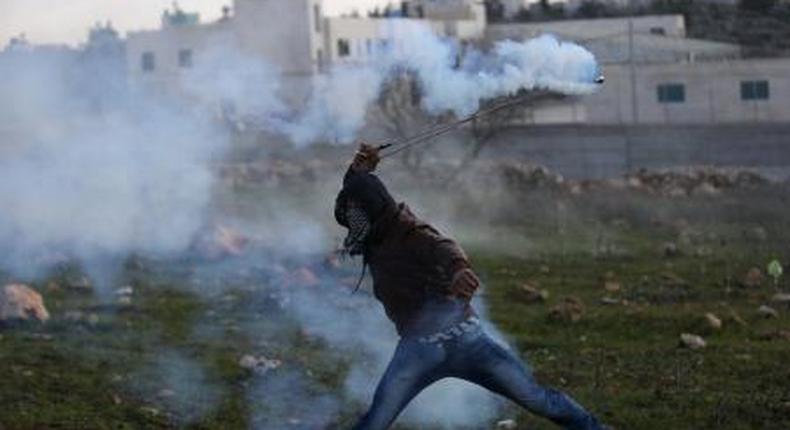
417, 316, 481, 344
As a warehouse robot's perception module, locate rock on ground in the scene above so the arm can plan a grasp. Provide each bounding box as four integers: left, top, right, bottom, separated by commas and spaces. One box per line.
239, 354, 282, 376
513, 282, 549, 304
772, 293, 790, 306
742, 267, 764, 289
680, 333, 706, 350
757, 305, 779, 319
705, 313, 722, 330
496, 419, 518, 429
549, 297, 585, 323
0, 284, 50, 323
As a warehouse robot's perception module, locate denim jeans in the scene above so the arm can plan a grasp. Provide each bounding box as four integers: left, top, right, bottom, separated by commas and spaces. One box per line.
353, 325, 602, 430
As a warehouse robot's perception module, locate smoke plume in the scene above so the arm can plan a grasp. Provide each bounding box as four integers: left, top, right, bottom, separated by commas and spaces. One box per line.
283, 21, 599, 144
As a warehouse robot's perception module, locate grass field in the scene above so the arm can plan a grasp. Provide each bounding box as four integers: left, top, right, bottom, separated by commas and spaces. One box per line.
1, 179, 789, 429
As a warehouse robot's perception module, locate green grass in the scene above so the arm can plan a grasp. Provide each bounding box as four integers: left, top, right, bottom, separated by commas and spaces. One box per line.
2, 185, 790, 429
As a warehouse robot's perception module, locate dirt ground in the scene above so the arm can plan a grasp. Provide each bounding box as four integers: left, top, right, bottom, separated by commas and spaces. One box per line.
1, 160, 789, 429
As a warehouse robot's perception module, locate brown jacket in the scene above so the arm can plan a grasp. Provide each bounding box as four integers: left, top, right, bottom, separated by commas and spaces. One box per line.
365, 203, 477, 337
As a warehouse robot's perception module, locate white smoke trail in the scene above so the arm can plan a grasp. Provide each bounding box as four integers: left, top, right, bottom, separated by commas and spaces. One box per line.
283, 21, 599, 145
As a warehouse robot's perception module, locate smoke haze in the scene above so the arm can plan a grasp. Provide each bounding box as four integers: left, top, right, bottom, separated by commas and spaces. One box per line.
0, 21, 598, 428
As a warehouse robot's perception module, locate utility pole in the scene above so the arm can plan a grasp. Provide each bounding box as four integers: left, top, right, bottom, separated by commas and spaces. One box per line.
628, 0, 638, 125
625, 0, 638, 173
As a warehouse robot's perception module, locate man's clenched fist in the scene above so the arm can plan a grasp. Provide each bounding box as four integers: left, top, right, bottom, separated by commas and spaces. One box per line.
351, 142, 381, 173
450, 268, 480, 301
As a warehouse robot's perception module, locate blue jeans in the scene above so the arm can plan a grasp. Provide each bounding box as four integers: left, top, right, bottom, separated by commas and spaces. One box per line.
353, 326, 602, 430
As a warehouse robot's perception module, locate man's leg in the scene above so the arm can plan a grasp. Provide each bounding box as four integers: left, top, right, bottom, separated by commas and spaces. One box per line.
353, 339, 444, 430
458, 333, 602, 430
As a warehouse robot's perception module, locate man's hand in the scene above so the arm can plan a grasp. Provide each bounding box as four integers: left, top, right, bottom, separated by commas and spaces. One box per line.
449, 268, 480, 301
351, 142, 381, 173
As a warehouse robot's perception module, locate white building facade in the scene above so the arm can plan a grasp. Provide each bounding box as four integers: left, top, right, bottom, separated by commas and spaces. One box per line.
124, 2, 790, 126
126, 0, 485, 106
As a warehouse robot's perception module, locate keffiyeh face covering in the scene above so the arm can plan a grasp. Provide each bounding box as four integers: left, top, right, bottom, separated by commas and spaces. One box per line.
343, 203, 371, 256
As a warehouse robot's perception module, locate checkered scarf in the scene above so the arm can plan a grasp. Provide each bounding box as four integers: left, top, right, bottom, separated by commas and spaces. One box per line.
343, 204, 371, 256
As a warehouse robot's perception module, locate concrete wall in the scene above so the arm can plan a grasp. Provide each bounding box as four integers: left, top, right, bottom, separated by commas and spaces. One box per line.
587, 58, 790, 125
486, 124, 790, 179
127, 0, 323, 105
486, 15, 685, 40
233, 0, 322, 76
126, 21, 231, 98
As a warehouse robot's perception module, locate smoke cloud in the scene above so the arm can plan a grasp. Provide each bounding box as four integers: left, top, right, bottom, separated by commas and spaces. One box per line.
0, 19, 599, 429
0, 49, 225, 280
283, 21, 599, 144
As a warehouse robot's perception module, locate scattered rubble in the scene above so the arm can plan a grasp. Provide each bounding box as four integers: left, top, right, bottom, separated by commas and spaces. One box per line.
757, 305, 779, 319
548, 297, 585, 323
0, 284, 50, 323
663, 242, 681, 258
512, 282, 549, 304
116, 286, 134, 306
63, 311, 100, 326
626, 167, 768, 198
756, 329, 790, 342
600, 297, 621, 305
191, 224, 249, 259
601, 271, 621, 293
658, 272, 689, 289
742, 268, 764, 289
726, 309, 748, 327
704, 313, 722, 330
221, 159, 772, 201
680, 333, 706, 350
771, 293, 790, 306
282, 267, 320, 288
239, 354, 282, 376
65, 275, 93, 292
496, 419, 518, 429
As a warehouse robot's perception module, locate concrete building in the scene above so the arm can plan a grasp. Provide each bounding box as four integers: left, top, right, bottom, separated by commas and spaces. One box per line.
322, 2, 485, 68
126, 0, 323, 104
125, 0, 485, 106
586, 57, 790, 125
482, 14, 790, 126
487, 14, 686, 41
121, 3, 789, 127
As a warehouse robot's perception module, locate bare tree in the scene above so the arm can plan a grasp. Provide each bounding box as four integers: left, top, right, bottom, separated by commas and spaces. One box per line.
373, 72, 437, 175
373, 73, 563, 182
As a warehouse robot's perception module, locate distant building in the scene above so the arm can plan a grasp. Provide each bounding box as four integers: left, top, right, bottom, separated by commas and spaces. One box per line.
80, 23, 128, 111
126, 0, 323, 106
125, 0, 486, 109
482, 14, 790, 125
587, 58, 790, 124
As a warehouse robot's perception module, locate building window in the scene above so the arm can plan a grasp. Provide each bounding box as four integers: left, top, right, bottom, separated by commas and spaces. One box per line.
657, 83, 685, 103
650, 27, 666, 36
314, 4, 322, 33
316, 49, 323, 72
741, 80, 769, 100
337, 39, 351, 57
178, 49, 193, 68
141, 52, 155, 72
